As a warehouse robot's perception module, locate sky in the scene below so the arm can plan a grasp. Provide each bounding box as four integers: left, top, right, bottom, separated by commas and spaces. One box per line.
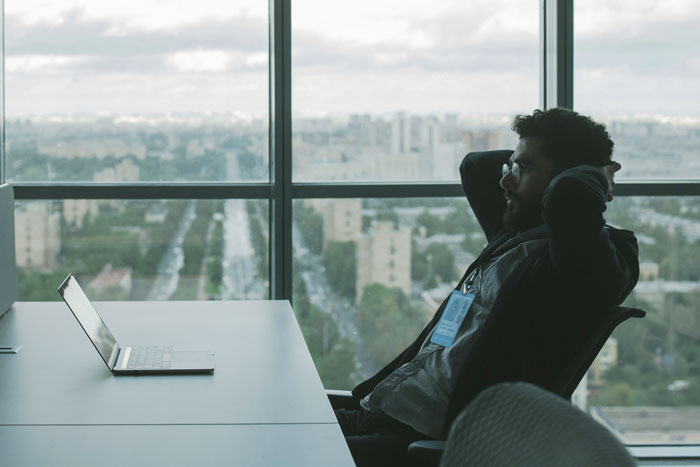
3, 0, 699, 118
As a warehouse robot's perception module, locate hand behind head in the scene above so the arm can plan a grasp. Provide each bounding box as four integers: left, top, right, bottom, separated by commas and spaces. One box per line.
602, 161, 621, 202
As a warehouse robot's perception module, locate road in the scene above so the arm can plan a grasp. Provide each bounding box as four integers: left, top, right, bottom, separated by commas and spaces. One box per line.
145, 200, 197, 300
143, 149, 260, 301
221, 150, 262, 299
293, 225, 376, 378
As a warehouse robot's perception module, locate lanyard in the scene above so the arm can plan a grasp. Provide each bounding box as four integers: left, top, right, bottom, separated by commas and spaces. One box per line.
461, 269, 479, 294
458, 226, 548, 295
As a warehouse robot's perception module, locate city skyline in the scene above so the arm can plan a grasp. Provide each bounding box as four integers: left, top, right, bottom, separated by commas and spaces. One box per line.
5, 112, 697, 182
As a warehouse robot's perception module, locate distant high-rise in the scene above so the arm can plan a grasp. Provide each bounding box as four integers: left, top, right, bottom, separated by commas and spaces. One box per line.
432, 141, 466, 180
15, 203, 61, 268
589, 338, 619, 387
487, 130, 508, 150
419, 117, 441, 152
356, 221, 411, 301
93, 159, 140, 182
322, 199, 362, 248
391, 113, 411, 155
63, 199, 99, 228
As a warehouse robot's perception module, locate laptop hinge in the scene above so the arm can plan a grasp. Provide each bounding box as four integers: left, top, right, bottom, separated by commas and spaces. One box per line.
109, 346, 121, 371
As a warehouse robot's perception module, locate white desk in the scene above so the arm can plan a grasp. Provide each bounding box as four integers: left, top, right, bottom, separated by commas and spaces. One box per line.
0, 301, 354, 466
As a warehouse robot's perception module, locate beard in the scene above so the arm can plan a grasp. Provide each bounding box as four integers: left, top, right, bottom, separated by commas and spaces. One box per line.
503, 194, 544, 232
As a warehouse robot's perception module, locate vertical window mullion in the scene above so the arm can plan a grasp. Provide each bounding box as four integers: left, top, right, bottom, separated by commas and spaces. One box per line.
269, 0, 293, 300
542, 0, 574, 110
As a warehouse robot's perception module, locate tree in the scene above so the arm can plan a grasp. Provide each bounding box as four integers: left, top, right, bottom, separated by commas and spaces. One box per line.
412, 242, 457, 285
292, 276, 358, 389
315, 339, 358, 389
591, 382, 636, 406
357, 284, 428, 368
322, 241, 356, 299
294, 205, 323, 255
17, 270, 69, 301
426, 243, 456, 283
416, 209, 440, 237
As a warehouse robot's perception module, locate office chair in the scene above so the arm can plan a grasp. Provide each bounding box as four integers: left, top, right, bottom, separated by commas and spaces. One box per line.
328, 305, 645, 466
405, 305, 645, 466
549, 305, 645, 400
437, 382, 637, 467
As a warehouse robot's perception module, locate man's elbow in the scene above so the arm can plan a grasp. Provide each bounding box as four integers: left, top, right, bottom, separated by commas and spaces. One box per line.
599, 266, 639, 305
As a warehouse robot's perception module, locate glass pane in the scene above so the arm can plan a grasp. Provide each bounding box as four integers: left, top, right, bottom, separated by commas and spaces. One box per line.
574, 1, 700, 179
573, 196, 700, 444
292, 0, 538, 181
5, 0, 268, 182
292, 197, 485, 388
15, 199, 268, 301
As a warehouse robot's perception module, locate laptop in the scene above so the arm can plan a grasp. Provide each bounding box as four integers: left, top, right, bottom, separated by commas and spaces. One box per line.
58, 273, 214, 374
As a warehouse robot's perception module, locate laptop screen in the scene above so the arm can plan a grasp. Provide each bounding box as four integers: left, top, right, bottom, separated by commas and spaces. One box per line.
58, 274, 119, 369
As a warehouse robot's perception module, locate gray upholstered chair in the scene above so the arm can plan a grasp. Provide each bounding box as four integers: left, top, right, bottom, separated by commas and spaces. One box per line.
437, 382, 636, 467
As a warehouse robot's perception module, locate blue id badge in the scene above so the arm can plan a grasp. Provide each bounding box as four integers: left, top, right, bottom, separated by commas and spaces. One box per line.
430, 291, 475, 347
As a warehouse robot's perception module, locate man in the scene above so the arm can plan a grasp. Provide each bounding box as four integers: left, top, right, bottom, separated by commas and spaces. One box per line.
334, 108, 640, 466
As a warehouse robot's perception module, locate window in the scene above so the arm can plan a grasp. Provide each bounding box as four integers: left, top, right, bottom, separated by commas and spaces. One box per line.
14, 199, 268, 301
3, 0, 699, 451
292, 0, 538, 181
5, 0, 269, 182
573, 0, 700, 446
574, 0, 700, 179
293, 197, 480, 387
6, 0, 270, 302
571, 197, 700, 444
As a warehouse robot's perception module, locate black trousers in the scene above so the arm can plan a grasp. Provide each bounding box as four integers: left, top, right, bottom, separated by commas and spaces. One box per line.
335, 407, 428, 467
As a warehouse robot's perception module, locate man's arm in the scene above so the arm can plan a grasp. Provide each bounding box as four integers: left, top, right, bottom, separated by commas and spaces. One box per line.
460, 150, 512, 242
541, 165, 639, 304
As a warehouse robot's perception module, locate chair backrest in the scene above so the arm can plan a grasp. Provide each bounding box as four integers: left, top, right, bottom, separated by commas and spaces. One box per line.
439, 382, 637, 467
554, 305, 645, 399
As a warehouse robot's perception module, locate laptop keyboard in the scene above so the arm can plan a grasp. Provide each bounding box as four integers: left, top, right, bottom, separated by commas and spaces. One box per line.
126, 346, 172, 370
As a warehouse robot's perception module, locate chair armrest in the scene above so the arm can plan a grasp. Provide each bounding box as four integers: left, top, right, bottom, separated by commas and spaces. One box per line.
407, 440, 445, 467
326, 389, 360, 410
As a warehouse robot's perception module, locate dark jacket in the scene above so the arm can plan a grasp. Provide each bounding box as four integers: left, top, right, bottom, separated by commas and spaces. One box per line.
352, 150, 640, 438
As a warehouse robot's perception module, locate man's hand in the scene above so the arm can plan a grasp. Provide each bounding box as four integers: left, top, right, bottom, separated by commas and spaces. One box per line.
600, 161, 622, 202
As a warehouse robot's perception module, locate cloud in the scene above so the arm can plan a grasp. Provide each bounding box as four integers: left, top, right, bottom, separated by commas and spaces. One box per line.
4, 8, 271, 115
166, 50, 234, 73
3, 1, 698, 116
5, 71, 269, 116
289, 1, 539, 76
574, 0, 699, 114
5, 9, 268, 69
6, 3, 540, 75
575, 0, 700, 39
6, 54, 91, 73
292, 68, 538, 115
6, 0, 266, 32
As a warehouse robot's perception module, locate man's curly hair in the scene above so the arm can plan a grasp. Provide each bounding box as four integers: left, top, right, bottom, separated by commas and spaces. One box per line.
512, 108, 614, 168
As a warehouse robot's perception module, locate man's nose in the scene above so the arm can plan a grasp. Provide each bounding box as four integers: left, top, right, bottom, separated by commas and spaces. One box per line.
500, 171, 513, 191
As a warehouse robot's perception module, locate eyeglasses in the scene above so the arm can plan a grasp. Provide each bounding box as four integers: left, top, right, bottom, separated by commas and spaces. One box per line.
502, 162, 521, 184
